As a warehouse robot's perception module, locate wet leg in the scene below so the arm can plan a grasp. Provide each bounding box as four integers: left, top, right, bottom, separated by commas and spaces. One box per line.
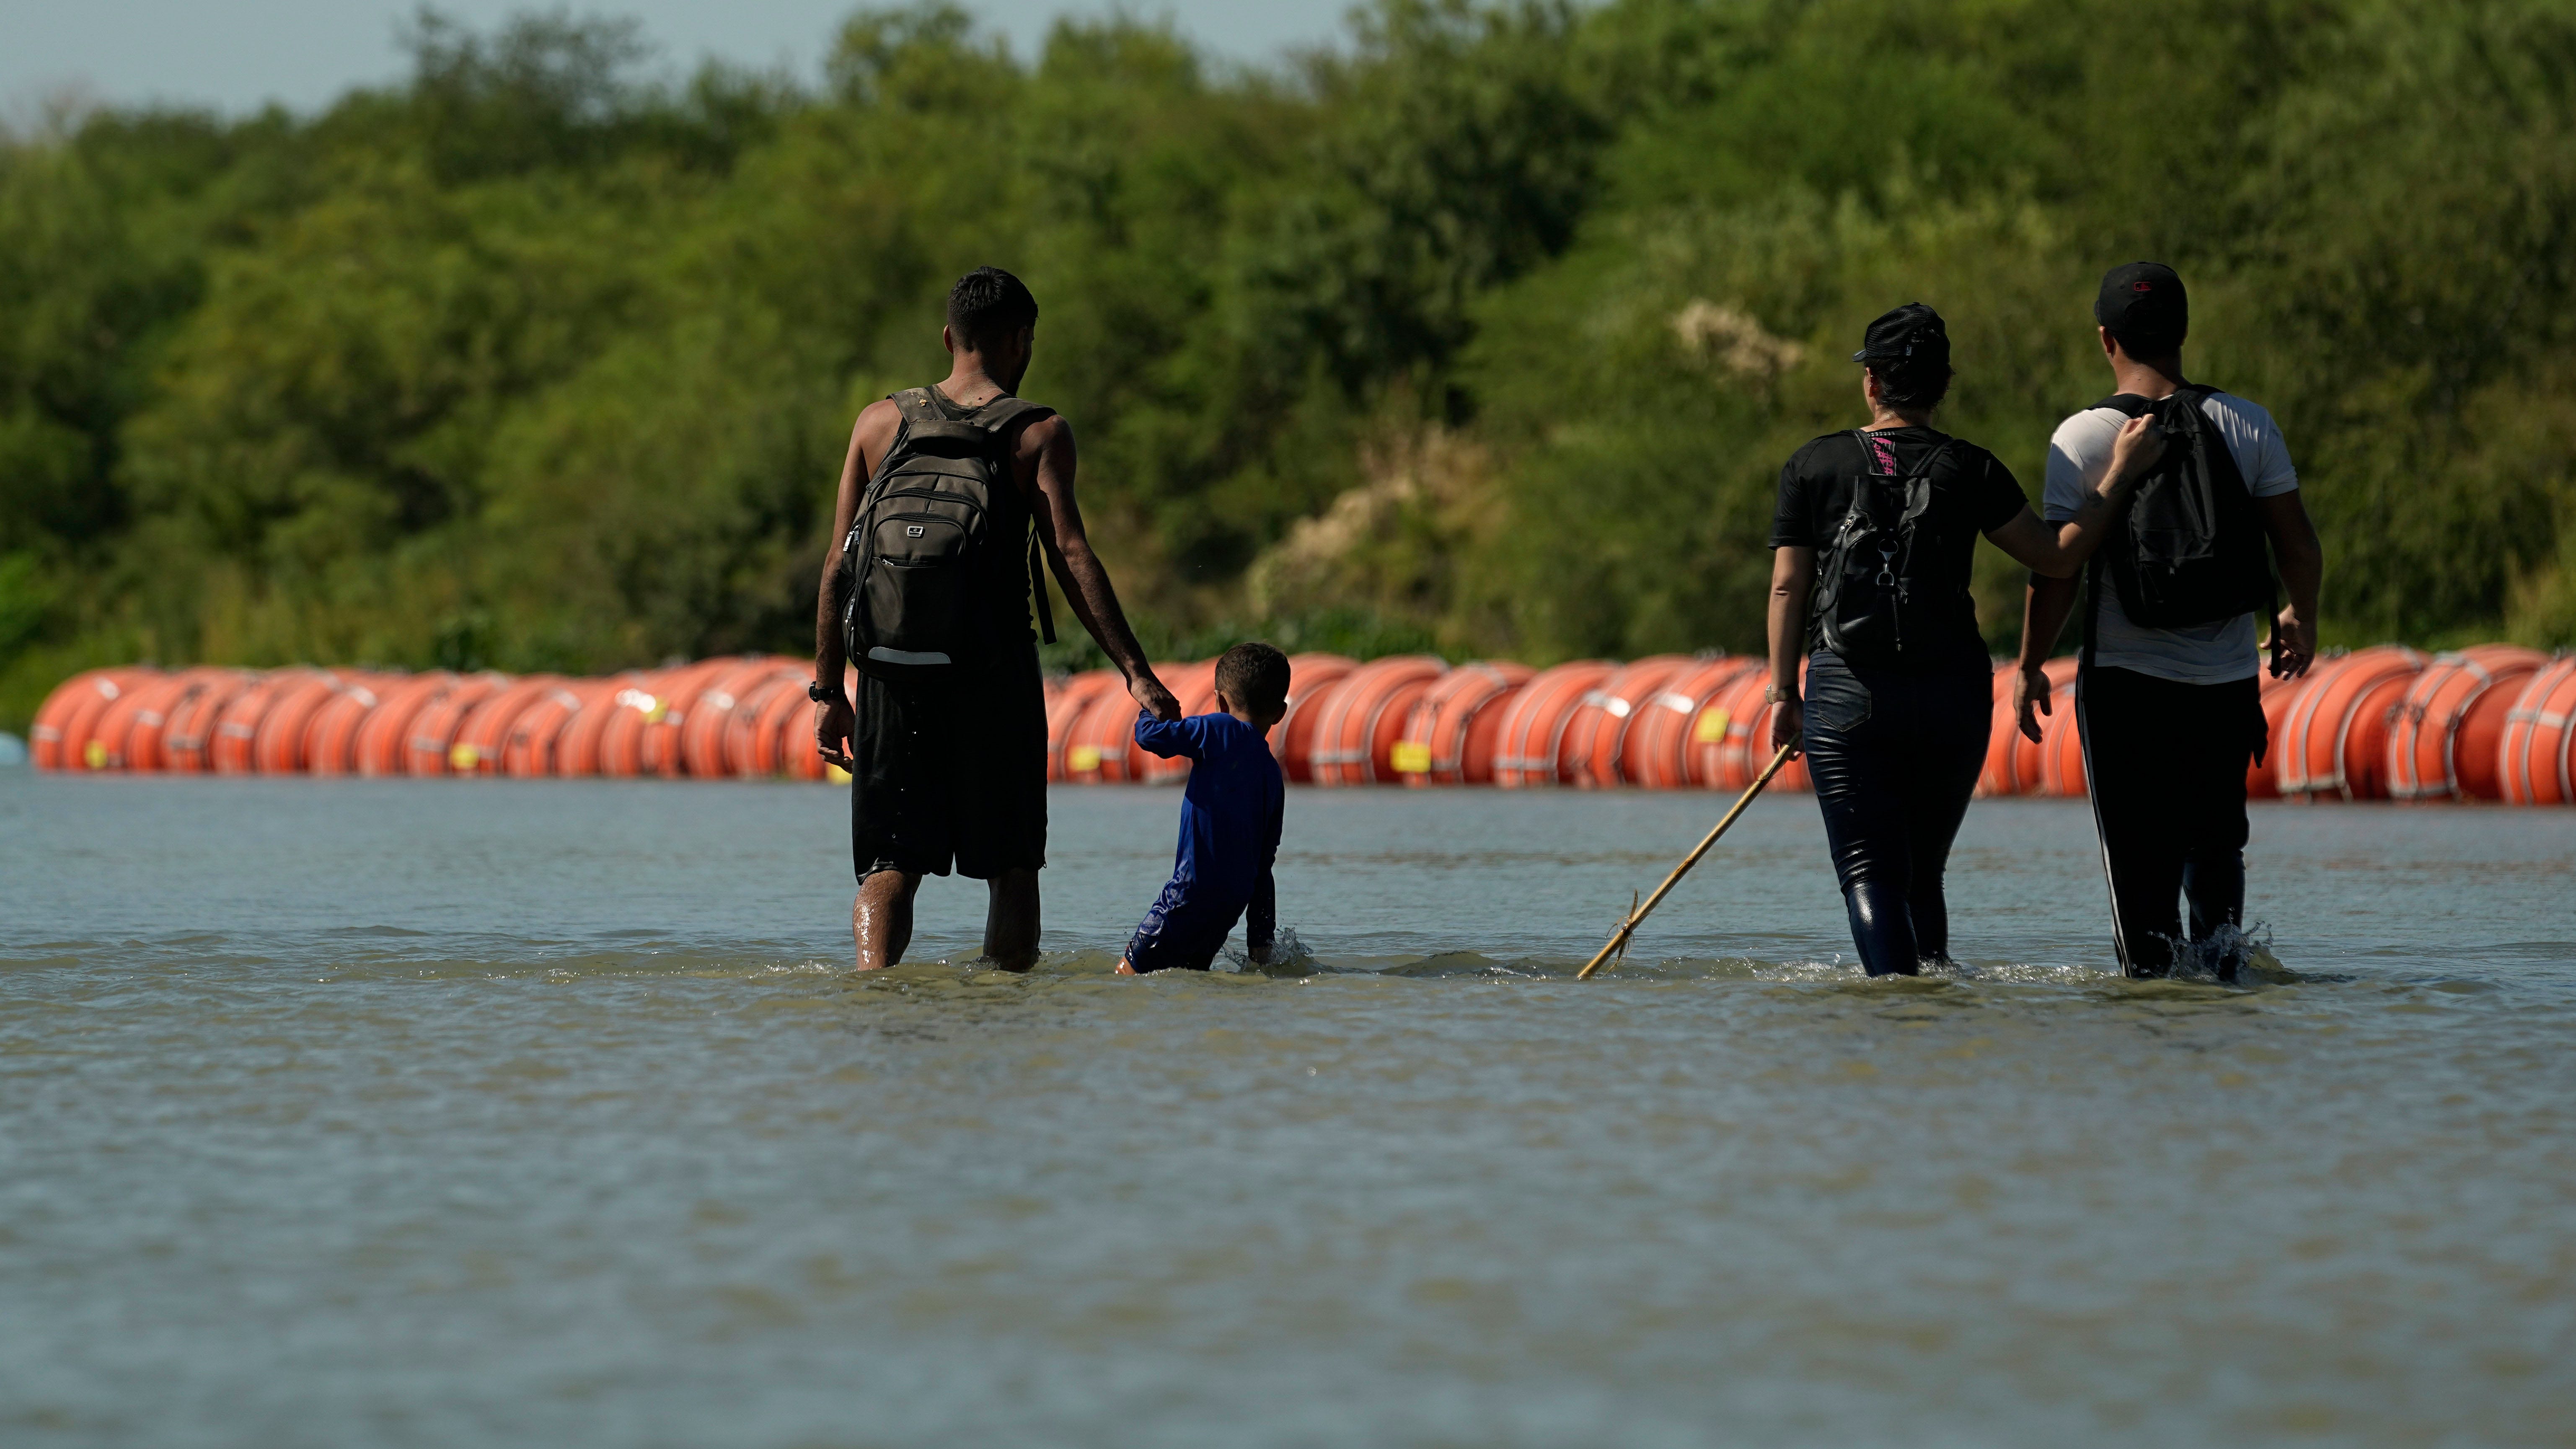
1841, 878, 1921, 977
983, 867, 1040, 972
853, 868, 920, 972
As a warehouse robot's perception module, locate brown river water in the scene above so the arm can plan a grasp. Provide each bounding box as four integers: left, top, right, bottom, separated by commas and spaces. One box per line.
3, 770, 2572, 1447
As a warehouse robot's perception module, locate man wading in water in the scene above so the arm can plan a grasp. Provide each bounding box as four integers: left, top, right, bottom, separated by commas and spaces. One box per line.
2017, 263, 2325, 980
813, 267, 1178, 970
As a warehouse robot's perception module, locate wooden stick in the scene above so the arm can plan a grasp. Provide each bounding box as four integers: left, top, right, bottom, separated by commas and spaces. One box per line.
1575, 743, 1798, 980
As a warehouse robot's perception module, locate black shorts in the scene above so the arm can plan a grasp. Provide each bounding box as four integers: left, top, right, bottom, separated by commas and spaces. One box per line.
850, 638, 1047, 881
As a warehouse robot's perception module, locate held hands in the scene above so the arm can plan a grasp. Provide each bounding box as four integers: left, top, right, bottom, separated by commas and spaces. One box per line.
2014, 665, 2051, 743
1768, 696, 1803, 760
2106, 414, 2167, 486
2269, 605, 2317, 679
814, 692, 855, 771
1130, 670, 1182, 722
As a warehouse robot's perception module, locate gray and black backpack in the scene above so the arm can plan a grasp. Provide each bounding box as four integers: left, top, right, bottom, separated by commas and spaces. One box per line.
838, 388, 1056, 682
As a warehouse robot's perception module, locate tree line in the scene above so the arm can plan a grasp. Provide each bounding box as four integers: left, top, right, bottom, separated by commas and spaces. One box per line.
4, 0, 2572, 730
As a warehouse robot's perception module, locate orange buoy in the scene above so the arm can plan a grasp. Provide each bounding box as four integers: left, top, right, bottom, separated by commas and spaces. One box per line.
401, 673, 510, 776
2274, 646, 2426, 800
162, 670, 261, 774
44, 668, 158, 772
1307, 655, 1447, 786
1620, 656, 1759, 790
719, 674, 802, 778
248, 672, 356, 774
1138, 660, 1222, 784
28, 670, 113, 770
2498, 658, 2576, 806
678, 659, 801, 778
1045, 670, 1122, 781
1393, 660, 1534, 785
591, 673, 680, 779
498, 680, 601, 777
1556, 654, 1692, 788
85, 671, 197, 771
1270, 653, 1358, 783
305, 676, 398, 776
1490, 661, 1615, 788
634, 658, 744, 777
447, 675, 568, 775
553, 672, 649, 778
346, 673, 454, 776
210, 669, 331, 774
2384, 646, 2550, 801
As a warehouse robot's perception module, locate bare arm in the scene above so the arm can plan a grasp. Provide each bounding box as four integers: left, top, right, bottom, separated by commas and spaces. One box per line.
812, 402, 900, 768
1765, 545, 1815, 757
2013, 573, 2083, 743
2257, 489, 2322, 679
1018, 416, 1179, 720
1983, 415, 2164, 578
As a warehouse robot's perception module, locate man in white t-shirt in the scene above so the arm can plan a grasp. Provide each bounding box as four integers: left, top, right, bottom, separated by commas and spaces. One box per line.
2015, 263, 2325, 979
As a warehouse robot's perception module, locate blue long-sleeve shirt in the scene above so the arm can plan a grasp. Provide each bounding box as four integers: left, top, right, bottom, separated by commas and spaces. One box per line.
1133, 710, 1285, 947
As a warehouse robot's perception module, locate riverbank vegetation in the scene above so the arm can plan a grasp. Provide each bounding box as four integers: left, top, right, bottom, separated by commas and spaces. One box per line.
4, 0, 2572, 727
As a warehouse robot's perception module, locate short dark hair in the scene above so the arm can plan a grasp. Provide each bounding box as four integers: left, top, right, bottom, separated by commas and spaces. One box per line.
946, 266, 1038, 352
1214, 641, 1291, 715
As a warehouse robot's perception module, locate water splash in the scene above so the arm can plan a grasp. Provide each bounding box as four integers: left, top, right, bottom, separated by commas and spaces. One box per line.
2161, 919, 2286, 985
1222, 924, 1318, 977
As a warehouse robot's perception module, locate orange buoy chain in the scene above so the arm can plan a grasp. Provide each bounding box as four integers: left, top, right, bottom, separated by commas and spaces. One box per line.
22, 647, 2575, 800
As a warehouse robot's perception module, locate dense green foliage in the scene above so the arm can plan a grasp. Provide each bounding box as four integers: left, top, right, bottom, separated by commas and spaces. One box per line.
5, 0, 2573, 727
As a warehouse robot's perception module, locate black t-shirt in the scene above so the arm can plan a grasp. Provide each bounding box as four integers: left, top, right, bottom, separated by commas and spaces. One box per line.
1769, 426, 2029, 673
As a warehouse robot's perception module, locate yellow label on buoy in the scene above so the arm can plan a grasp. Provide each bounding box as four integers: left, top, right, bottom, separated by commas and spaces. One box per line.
1068, 745, 1101, 773
449, 742, 480, 771
83, 740, 107, 769
1694, 706, 1729, 743
824, 763, 852, 785
1390, 740, 1432, 774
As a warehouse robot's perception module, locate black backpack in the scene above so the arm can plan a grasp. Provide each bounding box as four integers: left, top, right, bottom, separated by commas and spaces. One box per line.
2090, 385, 2273, 630
1812, 430, 1957, 668
838, 388, 1057, 682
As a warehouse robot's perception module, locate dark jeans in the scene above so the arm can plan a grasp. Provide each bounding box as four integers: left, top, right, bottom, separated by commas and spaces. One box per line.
1800, 651, 1991, 976
2075, 665, 2268, 979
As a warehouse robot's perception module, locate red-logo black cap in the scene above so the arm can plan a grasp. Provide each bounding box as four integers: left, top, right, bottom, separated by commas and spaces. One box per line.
2095, 261, 2188, 347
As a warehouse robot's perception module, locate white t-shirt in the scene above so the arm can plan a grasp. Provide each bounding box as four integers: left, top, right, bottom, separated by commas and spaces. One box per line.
2043, 390, 2299, 684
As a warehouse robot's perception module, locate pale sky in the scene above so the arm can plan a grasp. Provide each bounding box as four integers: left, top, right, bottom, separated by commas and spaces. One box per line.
1, 1, 1351, 117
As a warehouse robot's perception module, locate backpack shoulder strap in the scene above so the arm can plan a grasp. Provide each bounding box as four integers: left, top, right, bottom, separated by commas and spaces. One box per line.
890, 387, 947, 426
2090, 393, 2153, 417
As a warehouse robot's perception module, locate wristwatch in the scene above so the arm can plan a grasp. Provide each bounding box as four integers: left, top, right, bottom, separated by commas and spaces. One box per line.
807, 679, 844, 703
1765, 686, 1799, 704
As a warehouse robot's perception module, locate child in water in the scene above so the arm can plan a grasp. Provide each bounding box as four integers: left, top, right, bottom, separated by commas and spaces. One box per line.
1115, 642, 1289, 974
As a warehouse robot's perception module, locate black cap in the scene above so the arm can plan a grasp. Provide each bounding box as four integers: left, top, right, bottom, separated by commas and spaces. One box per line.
2095, 262, 2187, 349
1851, 303, 1950, 368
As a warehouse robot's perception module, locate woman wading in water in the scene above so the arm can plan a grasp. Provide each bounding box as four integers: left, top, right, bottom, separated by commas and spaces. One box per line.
1764, 304, 2165, 975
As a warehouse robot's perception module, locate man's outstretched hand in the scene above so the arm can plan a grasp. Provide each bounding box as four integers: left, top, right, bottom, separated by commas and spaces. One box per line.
815, 693, 855, 771
1130, 670, 1181, 722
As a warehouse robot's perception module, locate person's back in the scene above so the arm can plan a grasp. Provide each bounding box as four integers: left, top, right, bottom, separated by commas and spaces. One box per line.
1117, 643, 1290, 975
2016, 263, 2326, 979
